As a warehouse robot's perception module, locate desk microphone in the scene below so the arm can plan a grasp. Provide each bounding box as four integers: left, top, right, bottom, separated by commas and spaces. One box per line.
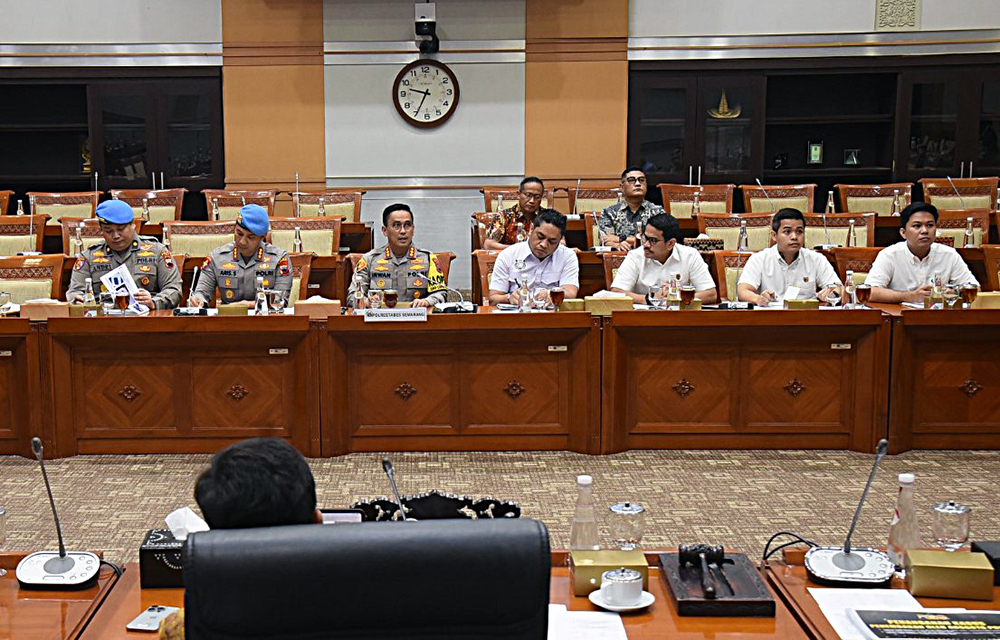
946, 176, 968, 210
381, 457, 411, 521
754, 178, 776, 212
16, 438, 100, 589
804, 439, 895, 587
432, 283, 476, 313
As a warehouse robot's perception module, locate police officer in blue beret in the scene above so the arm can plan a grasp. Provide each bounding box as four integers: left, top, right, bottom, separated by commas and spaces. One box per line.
67, 199, 182, 310
190, 204, 292, 306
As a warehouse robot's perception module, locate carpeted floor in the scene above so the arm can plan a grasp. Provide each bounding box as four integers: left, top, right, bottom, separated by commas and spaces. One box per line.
1, 449, 997, 566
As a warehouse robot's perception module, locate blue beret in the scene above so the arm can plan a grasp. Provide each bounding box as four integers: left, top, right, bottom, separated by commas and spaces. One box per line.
236, 204, 269, 236
96, 199, 135, 225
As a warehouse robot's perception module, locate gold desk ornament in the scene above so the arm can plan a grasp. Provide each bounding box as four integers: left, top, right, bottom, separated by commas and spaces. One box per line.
784, 299, 820, 310
708, 90, 742, 119
570, 549, 649, 596
905, 549, 994, 600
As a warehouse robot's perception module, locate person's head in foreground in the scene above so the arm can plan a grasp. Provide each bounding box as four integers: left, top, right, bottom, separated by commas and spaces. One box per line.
528, 208, 567, 260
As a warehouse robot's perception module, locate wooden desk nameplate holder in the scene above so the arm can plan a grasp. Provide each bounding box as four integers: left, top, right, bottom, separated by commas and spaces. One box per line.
660, 544, 775, 617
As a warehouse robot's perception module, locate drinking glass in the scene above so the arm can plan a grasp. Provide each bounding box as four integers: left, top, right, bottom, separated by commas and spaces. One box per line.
942, 288, 960, 310
550, 287, 565, 310
0, 292, 11, 317
269, 290, 288, 314
854, 284, 872, 308
99, 291, 116, 315
532, 287, 551, 310
383, 289, 398, 309
608, 502, 645, 551
825, 287, 841, 307
367, 290, 383, 310
650, 285, 668, 310
932, 501, 970, 551
0, 506, 6, 576
115, 292, 130, 312
679, 286, 696, 307
960, 285, 979, 309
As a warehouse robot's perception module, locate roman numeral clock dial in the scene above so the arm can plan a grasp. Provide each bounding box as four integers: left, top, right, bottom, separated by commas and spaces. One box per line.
393, 59, 460, 128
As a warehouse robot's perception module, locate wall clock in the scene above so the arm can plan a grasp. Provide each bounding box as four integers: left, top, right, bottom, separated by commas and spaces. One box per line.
392, 59, 460, 128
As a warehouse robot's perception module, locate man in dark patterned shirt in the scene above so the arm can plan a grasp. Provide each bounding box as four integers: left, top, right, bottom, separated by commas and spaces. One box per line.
598, 167, 665, 251
484, 176, 545, 250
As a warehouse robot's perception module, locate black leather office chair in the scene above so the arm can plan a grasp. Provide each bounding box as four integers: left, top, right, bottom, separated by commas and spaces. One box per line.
183, 518, 551, 639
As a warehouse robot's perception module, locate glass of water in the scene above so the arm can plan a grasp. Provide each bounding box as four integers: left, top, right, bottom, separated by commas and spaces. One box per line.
825, 287, 841, 307
932, 500, 970, 551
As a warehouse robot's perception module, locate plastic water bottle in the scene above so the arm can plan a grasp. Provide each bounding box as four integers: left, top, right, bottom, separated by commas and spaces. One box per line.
887, 473, 919, 578
254, 276, 269, 316
82, 278, 96, 305
569, 475, 599, 551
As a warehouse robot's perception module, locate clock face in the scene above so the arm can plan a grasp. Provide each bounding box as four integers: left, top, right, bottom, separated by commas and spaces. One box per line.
393, 59, 460, 128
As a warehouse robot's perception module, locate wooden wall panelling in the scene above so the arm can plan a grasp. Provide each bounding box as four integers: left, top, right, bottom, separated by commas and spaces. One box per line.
602, 310, 890, 453
0, 319, 36, 456
889, 310, 1000, 453
321, 312, 600, 456
46, 316, 317, 457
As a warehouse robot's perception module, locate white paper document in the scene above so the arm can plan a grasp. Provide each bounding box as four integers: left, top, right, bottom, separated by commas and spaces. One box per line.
547, 606, 627, 640
809, 587, 923, 640
100, 264, 147, 315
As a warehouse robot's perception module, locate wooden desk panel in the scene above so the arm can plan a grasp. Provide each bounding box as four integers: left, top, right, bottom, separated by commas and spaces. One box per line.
889, 309, 1000, 452
321, 312, 601, 456
1, 552, 119, 640
45, 316, 320, 457
0, 319, 41, 457
603, 310, 890, 453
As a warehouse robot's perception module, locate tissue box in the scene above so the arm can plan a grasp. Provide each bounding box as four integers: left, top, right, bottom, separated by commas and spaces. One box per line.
905, 549, 994, 600
560, 298, 585, 312
584, 296, 633, 316
971, 292, 1000, 309
784, 299, 820, 310
570, 549, 649, 596
293, 299, 341, 319
971, 542, 1000, 585
217, 303, 249, 316
68, 303, 99, 317
20, 301, 70, 321
679, 300, 703, 311
140, 529, 185, 588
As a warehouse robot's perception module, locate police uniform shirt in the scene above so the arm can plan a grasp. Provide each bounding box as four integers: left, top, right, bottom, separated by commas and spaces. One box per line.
67, 235, 182, 309
347, 245, 447, 307
195, 241, 292, 304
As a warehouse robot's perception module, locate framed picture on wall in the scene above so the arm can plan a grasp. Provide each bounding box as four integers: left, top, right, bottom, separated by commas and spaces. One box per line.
844, 149, 861, 165
807, 141, 824, 165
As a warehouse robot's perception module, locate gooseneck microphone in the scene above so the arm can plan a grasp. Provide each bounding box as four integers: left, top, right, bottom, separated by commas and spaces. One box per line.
754, 178, 777, 211
381, 457, 410, 521
804, 439, 895, 586
16, 437, 101, 589
946, 176, 968, 210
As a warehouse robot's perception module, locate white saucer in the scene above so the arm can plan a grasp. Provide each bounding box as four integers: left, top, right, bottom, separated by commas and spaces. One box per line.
588, 589, 655, 612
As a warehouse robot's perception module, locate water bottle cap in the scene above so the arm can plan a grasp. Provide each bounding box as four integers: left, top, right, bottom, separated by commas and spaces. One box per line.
577, 474, 592, 486
898, 473, 915, 484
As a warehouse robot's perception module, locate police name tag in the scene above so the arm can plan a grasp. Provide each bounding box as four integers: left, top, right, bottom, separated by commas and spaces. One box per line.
363, 307, 428, 322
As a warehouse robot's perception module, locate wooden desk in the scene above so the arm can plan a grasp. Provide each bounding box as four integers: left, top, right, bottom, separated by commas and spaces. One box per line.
44, 315, 320, 457
602, 309, 891, 453
320, 311, 602, 456
0, 552, 119, 640
766, 552, 1000, 640
888, 309, 1000, 453
0, 319, 40, 457
83, 553, 807, 640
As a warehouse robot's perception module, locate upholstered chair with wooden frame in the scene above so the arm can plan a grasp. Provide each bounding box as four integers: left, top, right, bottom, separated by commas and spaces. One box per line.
0, 254, 65, 303
0, 190, 13, 215
697, 213, 773, 251
834, 183, 913, 216
481, 187, 553, 213
471, 212, 501, 251
110, 188, 186, 225
801, 213, 876, 249
934, 209, 991, 248
659, 183, 734, 218
268, 217, 342, 256
347, 251, 457, 300
27, 191, 99, 226
291, 190, 364, 220
740, 183, 816, 213
829, 247, 884, 286
565, 186, 621, 215
0, 215, 48, 256
162, 221, 235, 258
601, 252, 628, 289
919, 177, 999, 211
287, 252, 313, 306
202, 189, 277, 221
472, 249, 502, 305
60, 217, 143, 256
980, 245, 1000, 292
710, 251, 753, 302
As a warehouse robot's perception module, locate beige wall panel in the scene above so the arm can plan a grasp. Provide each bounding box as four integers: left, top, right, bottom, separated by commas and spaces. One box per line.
222, 0, 322, 45
524, 59, 627, 180
526, 0, 628, 39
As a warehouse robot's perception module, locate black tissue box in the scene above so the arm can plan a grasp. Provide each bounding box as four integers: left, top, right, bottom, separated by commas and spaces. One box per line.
140, 529, 184, 588
971, 541, 1000, 585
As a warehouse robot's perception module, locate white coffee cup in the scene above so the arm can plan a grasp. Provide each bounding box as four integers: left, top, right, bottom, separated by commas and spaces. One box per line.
600, 568, 643, 606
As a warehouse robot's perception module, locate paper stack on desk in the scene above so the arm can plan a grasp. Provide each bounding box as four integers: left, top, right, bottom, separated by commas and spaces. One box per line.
547, 604, 627, 640
808, 587, 966, 640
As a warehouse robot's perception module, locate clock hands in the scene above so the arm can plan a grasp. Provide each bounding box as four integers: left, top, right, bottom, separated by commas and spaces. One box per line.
408, 88, 431, 97
413, 90, 429, 117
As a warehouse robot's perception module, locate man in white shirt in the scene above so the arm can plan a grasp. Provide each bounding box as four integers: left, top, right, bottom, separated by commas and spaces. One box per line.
738, 208, 842, 305
488, 209, 580, 305
865, 202, 978, 303
610, 213, 717, 304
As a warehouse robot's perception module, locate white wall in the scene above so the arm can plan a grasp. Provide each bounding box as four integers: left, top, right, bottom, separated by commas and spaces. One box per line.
324, 0, 524, 41
629, 0, 1000, 36
0, 0, 221, 44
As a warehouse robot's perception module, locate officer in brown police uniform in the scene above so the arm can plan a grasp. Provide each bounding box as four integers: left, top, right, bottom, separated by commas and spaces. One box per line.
66, 199, 182, 310
190, 204, 292, 306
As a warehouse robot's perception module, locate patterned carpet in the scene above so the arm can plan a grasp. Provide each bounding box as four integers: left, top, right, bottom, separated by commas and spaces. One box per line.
1, 449, 997, 565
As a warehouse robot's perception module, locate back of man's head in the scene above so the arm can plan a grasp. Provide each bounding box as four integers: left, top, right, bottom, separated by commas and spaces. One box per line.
195, 437, 317, 529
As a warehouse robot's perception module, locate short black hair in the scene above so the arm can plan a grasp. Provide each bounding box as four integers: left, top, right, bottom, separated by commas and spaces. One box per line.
382, 203, 413, 227
195, 437, 317, 530
532, 208, 567, 236
645, 213, 681, 243
621, 166, 645, 179
519, 176, 544, 191
900, 202, 938, 227
771, 207, 806, 232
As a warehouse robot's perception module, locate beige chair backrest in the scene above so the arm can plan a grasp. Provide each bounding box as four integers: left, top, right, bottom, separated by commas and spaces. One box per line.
659, 184, 734, 219
567, 187, 621, 215
835, 183, 913, 216
28, 191, 99, 225
163, 221, 236, 257
110, 188, 187, 225
829, 247, 883, 286
0, 215, 48, 256
202, 190, 277, 221
698, 214, 773, 251
740, 184, 816, 214
601, 252, 628, 289
268, 217, 342, 256
802, 213, 876, 249
935, 210, 991, 248
980, 245, 1000, 292
291, 190, 364, 221
0, 254, 65, 303
711, 251, 753, 302
919, 177, 998, 211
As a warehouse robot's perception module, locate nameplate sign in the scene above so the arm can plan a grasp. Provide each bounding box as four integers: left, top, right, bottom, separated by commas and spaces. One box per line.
363, 308, 428, 323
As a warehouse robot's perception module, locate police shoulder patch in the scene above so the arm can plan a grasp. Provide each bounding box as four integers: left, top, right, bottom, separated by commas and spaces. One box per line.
277, 257, 290, 277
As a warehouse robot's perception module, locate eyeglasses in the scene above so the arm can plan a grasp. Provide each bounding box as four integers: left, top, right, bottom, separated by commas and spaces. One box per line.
519, 191, 543, 201
641, 234, 662, 245
623, 176, 646, 185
